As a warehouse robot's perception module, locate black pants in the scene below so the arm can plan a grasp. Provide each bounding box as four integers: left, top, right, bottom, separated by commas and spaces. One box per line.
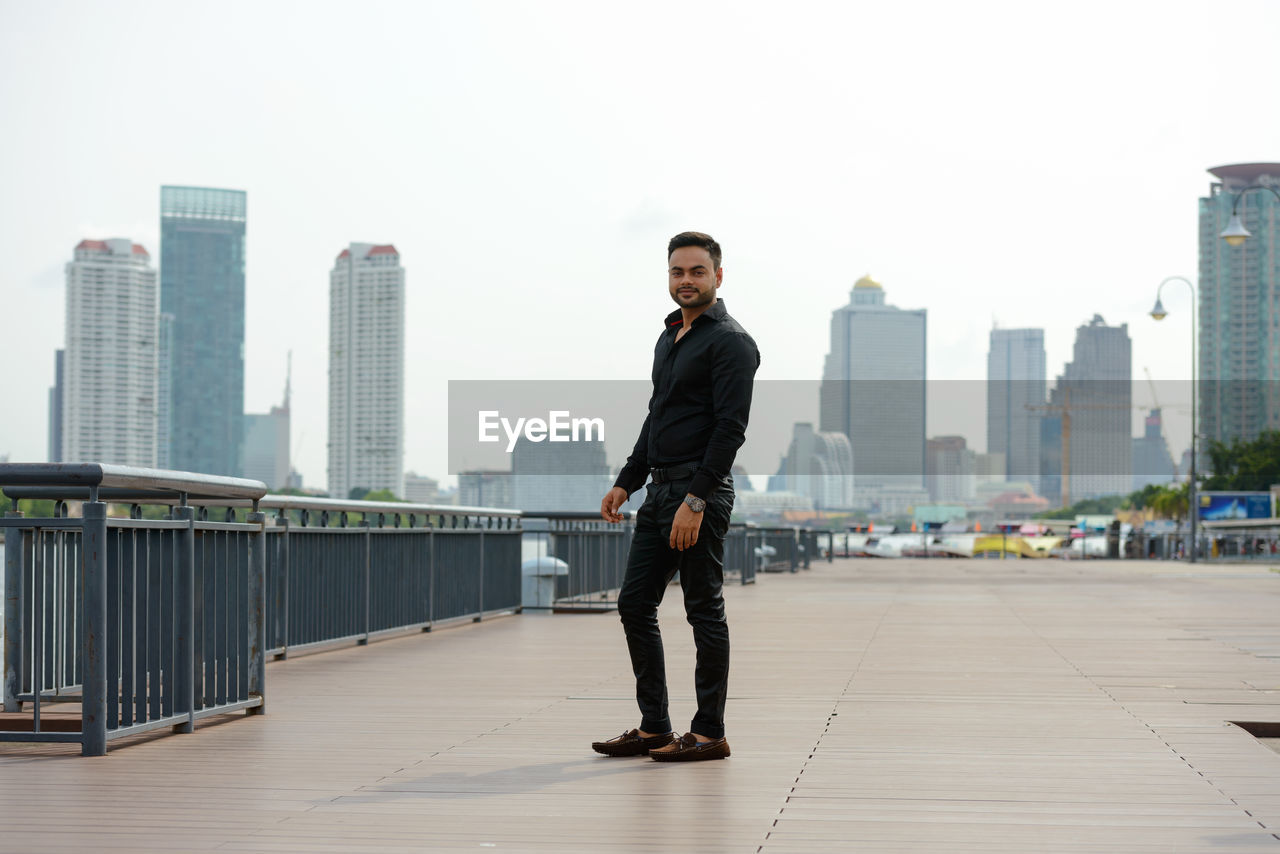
616, 475, 734, 739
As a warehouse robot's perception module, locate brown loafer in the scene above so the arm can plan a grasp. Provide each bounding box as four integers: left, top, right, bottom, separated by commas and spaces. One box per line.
649, 732, 730, 762
592, 729, 676, 757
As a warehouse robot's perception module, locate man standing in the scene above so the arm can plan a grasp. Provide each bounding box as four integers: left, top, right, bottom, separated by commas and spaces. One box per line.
594, 231, 760, 762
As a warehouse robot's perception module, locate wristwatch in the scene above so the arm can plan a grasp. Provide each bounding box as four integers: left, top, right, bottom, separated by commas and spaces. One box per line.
683, 495, 707, 513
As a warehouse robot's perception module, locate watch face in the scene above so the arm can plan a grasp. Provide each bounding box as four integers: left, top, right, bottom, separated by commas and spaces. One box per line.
685, 496, 706, 512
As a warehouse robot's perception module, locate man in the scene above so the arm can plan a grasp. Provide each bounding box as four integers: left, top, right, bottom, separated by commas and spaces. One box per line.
594, 231, 760, 762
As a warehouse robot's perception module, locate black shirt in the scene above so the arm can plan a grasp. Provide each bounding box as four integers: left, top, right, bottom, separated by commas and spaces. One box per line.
614, 300, 760, 500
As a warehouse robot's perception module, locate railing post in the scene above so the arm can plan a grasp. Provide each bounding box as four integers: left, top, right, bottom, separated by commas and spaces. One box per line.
4, 510, 23, 712
476, 529, 485, 621
81, 500, 108, 756
789, 531, 799, 573
359, 520, 371, 645
277, 515, 290, 660
172, 505, 195, 734
803, 531, 812, 569
247, 511, 266, 715
827, 531, 834, 562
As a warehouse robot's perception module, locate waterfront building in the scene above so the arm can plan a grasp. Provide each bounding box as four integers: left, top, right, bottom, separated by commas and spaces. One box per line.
328, 243, 405, 500
160, 186, 246, 476
62, 239, 158, 466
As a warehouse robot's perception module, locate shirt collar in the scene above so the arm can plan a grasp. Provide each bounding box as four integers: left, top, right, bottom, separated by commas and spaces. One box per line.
664, 299, 727, 328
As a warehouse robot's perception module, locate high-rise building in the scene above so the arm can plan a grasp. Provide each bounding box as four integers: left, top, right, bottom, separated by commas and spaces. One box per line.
1199, 163, 1280, 445
819, 275, 927, 507
926, 435, 976, 503
511, 436, 612, 513
242, 362, 291, 490
1132, 408, 1176, 491
160, 186, 246, 476
62, 239, 158, 466
779, 422, 854, 510
47, 349, 64, 462
1049, 314, 1132, 500
328, 243, 405, 500
987, 327, 1045, 492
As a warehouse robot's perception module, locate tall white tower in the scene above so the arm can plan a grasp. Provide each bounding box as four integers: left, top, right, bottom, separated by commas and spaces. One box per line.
62, 238, 159, 466
328, 243, 405, 499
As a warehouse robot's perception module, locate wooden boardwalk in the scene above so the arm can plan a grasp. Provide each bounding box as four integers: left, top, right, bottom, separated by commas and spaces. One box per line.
3, 558, 1280, 853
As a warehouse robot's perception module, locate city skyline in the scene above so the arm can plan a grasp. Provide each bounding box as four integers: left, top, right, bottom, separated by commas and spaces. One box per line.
2, 2, 1277, 490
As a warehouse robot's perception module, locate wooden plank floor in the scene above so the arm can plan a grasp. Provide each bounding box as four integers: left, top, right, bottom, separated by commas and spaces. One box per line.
3, 558, 1280, 853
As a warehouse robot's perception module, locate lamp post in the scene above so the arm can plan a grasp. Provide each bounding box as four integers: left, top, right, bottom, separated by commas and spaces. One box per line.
1149, 275, 1197, 562
1219, 184, 1280, 246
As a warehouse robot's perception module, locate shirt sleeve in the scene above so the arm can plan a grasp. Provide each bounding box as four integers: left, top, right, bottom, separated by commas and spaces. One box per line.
689, 331, 760, 500
613, 410, 652, 497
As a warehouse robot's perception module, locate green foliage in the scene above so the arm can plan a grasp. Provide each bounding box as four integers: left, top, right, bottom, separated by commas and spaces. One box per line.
1035, 493, 1128, 520
1201, 430, 1280, 492
360, 489, 403, 503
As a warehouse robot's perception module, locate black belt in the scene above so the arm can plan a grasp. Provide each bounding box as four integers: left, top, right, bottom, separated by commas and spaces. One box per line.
649, 462, 701, 484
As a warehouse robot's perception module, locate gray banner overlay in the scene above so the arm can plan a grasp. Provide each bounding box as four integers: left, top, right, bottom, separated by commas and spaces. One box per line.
446, 380, 1238, 478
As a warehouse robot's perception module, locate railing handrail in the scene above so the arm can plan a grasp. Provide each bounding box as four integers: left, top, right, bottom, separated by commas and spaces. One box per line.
258, 494, 521, 518
0, 462, 267, 500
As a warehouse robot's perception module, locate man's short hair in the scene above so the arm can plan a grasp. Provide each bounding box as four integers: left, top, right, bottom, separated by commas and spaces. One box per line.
668, 232, 722, 270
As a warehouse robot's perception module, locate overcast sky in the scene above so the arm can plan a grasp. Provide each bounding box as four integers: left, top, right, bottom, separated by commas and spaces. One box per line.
2, 0, 1277, 490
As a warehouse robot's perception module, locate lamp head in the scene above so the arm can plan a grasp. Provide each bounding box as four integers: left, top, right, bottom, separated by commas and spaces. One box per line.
1149, 297, 1168, 321
1220, 214, 1251, 247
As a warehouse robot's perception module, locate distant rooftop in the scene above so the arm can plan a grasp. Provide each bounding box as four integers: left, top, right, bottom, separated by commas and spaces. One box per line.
1207, 162, 1280, 188
161, 186, 247, 222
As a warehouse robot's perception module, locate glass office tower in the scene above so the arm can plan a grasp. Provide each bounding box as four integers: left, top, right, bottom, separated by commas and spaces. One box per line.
160, 186, 246, 476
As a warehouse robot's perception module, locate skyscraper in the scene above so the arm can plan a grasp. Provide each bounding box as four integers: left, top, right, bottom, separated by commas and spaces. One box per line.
819, 275, 927, 507
1049, 314, 1131, 500
1132, 408, 1176, 491
987, 327, 1045, 493
160, 186, 246, 476
1199, 163, 1280, 444
328, 243, 405, 499
62, 239, 158, 466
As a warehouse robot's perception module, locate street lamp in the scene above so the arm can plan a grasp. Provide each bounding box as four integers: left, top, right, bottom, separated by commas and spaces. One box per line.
1219, 184, 1280, 247
1148, 275, 1197, 562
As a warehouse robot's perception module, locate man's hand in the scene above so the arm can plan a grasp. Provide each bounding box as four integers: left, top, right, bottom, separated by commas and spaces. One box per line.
600, 487, 629, 523
669, 497, 704, 550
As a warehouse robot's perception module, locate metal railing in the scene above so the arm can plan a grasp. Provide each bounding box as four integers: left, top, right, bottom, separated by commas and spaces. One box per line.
258, 496, 521, 657
2, 463, 268, 756
0, 465, 523, 755
522, 512, 634, 609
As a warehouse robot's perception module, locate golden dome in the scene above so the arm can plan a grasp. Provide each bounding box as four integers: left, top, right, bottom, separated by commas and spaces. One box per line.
853, 274, 882, 290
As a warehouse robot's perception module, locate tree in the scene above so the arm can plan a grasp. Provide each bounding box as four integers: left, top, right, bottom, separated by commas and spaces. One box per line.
1201, 430, 1280, 492
361, 489, 403, 503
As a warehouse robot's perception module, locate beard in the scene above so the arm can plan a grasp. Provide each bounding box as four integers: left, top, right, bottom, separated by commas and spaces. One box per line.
670, 287, 715, 308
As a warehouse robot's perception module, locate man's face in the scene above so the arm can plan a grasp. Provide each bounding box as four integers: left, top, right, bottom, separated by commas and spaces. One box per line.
668, 246, 722, 310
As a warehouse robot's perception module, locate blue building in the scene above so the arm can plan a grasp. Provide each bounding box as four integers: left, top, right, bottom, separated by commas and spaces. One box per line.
160, 186, 246, 476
